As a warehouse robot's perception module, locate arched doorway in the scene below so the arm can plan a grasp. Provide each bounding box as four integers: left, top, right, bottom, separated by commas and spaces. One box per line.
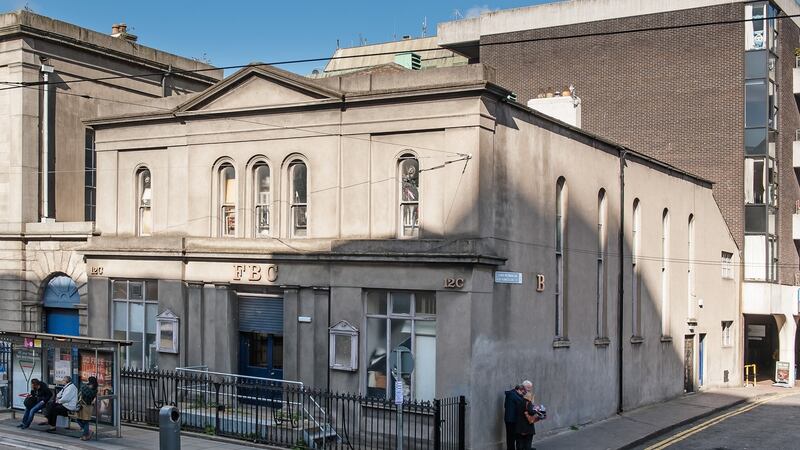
42, 275, 80, 336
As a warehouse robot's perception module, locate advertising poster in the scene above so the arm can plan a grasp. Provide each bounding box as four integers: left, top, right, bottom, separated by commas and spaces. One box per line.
79, 350, 114, 422
12, 349, 41, 410
775, 361, 791, 386
53, 348, 72, 382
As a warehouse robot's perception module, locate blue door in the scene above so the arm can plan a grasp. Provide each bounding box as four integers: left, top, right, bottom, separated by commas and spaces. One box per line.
699, 333, 706, 387
43, 275, 80, 336
237, 296, 284, 380
46, 309, 79, 335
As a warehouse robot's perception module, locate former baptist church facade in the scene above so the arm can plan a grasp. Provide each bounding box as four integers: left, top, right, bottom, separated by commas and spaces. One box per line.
78, 62, 741, 448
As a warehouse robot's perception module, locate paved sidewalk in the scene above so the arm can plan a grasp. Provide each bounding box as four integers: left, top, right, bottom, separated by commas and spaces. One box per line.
532, 385, 790, 450
0, 412, 272, 450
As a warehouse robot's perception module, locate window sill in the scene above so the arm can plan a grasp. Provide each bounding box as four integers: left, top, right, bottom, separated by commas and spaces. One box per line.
552, 338, 571, 348
660, 336, 673, 343
594, 337, 611, 347
630, 336, 644, 345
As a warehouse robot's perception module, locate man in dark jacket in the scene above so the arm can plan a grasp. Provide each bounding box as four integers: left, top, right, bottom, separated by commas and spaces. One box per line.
504, 385, 525, 450
18, 379, 52, 429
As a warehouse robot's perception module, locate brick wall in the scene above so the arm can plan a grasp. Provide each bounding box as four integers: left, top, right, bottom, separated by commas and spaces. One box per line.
481, 3, 746, 247
778, 16, 800, 284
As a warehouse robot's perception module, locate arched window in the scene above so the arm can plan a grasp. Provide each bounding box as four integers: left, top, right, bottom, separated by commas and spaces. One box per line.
253, 163, 271, 237
555, 177, 567, 339
219, 164, 236, 237
596, 189, 607, 339
289, 161, 307, 237
399, 154, 420, 238
661, 208, 670, 337
137, 168, 152, 236
687, 214, 695, 319
632, 199, 641, 338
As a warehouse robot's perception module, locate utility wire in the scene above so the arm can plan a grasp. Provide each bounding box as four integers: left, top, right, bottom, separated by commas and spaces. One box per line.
0, 12, 795, 90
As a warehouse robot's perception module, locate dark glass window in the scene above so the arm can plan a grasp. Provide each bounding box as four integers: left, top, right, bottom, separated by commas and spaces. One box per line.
745, 128, 767, 155
745, 205, 767, 233
745, 50, 767, 79
745, 80, 768, 128
84, 129, 96, 221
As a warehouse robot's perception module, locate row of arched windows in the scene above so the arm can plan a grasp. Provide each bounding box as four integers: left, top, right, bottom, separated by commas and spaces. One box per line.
554, 178, 696, 342
133, 153, 420, 239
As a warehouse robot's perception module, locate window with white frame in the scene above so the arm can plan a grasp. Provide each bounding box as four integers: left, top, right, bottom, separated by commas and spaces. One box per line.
722, 321, 733, 347
112, 280, 158, 369
288, 161, 307, 237
661, 208, 670, 337
398, 154, 420, 238
137, 168, 152, 236
365, 291, 436, 401
632, 199, 641, 337
596, 189, 607, 338
219, 164, 237, 237
555, 177, 567, 339
253, 162, 271, 237
721, 251, 734, 279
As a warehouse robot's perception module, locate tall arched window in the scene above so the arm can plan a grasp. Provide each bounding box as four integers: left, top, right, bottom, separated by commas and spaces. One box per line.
555, 177, 567, 339
596, 189, 607, 339
632, 199, 641, 338
399, 154, 420, 238
253, 163, 271, 237
289, 160, 307, 237
219, 164, 236, 237
136, 168, 152, 236
661, 208, 671, 337
687, 214, 695, 319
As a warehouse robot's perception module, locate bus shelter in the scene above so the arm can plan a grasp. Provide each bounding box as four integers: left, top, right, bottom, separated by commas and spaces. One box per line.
0, 331, 131, 437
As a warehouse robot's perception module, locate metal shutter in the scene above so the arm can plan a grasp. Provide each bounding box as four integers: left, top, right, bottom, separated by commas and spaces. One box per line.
238, 296, 284, 334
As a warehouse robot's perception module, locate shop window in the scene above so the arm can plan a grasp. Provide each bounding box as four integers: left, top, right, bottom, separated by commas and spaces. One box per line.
596, 189, 607, 338
555, 177, 567, 339
398, 154, 420, 238
365, 291, 436, 401
288, 160, 307, 237
137, 168, 152, 236
721, 252, 734, 279
631, 199, 641, 338
253, 162, 271, 237
219, 164, 236, 237
112, 280, 158, 369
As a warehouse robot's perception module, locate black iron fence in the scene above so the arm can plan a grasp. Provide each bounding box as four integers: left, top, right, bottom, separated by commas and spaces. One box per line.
120, 367, 466, 449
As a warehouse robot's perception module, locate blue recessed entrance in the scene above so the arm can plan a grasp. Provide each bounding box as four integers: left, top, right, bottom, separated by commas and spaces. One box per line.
42, 275, 80, 336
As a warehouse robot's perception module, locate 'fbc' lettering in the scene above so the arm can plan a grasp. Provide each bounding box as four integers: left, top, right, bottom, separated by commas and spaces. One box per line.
233, 264, 278, 282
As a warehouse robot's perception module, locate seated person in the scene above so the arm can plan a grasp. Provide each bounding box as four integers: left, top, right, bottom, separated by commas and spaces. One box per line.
44, 376, 78, 431
18, 378, 52, 429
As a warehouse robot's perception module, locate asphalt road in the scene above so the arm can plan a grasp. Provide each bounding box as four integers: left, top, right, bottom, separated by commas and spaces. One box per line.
635, 390, 800, 450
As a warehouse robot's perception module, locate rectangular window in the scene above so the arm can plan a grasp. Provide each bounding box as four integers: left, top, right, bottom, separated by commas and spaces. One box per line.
722, 321, 733, 347
365, 291, 436, 401
744, 158, 765, 204
745, 3, 767, 51
84, 129, 96, 221
111, 280, 158, 369
745, 79, 768, 128
721, 252, 734, 279
744, 235, 766, 281
745, 128, 767, 156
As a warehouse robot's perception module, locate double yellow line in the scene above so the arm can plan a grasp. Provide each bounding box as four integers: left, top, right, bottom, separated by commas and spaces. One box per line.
644, 392, 796, 450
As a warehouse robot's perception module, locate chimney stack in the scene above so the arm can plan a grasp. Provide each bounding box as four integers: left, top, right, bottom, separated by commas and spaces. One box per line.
111, 23, 120, 34
110, 22, 138, 42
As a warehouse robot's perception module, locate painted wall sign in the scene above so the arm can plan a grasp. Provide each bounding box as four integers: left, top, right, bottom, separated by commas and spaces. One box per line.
232, 264, 278, 283
495, 271, 523, 284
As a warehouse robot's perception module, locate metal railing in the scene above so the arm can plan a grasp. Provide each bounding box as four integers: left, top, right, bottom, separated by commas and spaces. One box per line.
744, 364, 757, 386
120, 367, 466, 449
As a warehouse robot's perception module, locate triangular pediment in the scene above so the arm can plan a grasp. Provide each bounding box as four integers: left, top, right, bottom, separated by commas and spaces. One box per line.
177, 64, 340, 112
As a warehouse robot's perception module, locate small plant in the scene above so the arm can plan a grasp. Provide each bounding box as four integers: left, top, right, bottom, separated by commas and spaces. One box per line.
204, 424, 215, 436
292, 439, 309, 449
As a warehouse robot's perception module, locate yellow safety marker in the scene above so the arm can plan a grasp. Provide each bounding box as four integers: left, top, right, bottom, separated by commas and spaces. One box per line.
644, 392, 796, 450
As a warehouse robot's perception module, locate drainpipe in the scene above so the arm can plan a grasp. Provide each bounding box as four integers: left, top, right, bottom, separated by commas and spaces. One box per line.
40, 63, 54, 221
617, 149, 627, 414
